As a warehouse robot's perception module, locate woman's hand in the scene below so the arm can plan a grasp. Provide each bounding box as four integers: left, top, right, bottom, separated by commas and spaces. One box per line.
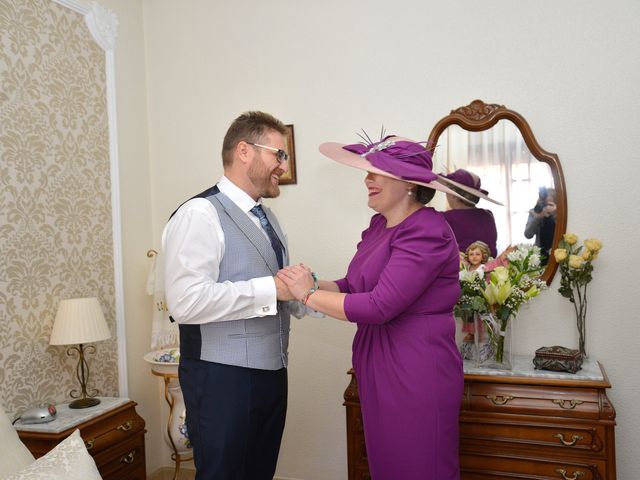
277, 264, 315, 301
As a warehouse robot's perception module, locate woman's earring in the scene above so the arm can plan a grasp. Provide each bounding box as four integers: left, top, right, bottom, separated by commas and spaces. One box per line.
407, 190, 413, 197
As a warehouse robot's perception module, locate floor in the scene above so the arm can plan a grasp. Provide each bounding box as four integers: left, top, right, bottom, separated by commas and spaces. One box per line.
148, 466, 196, 480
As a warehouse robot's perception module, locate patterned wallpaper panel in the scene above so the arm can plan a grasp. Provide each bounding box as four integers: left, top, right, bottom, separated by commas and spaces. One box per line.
0, 0, 119, 414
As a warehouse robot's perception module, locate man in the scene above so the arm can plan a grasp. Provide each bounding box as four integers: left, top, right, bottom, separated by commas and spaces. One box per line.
163, 111, 297, 479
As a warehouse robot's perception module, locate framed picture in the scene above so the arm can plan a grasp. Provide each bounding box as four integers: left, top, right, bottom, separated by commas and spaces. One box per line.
279, 124, 297, 185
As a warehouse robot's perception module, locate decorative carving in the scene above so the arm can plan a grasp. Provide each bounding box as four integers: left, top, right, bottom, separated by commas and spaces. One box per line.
590, 427, 603, 452
451, 99, 505, 121
600, 392, 616, 420
85, 1, 119, 51
587, 463, 603, 480
428, 100, 567, 284
343, 370, 360, 403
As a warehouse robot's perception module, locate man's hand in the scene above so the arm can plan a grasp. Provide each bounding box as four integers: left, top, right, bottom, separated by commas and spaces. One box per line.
277, 265, 315, 301
274, 275, 295, 301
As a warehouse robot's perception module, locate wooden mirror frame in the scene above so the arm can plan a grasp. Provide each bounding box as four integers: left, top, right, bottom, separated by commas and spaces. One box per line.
428, 99, 567, 284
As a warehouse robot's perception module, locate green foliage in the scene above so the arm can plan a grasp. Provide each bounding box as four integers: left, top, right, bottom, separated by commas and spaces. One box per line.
456, 244, 546, 322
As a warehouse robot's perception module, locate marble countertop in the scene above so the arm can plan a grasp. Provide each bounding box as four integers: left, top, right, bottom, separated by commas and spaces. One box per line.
14, 397, 130, 433
463, 354, 604, 381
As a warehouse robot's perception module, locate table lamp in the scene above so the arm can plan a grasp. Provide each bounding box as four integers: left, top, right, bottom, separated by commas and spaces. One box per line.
50, 297, 111, 409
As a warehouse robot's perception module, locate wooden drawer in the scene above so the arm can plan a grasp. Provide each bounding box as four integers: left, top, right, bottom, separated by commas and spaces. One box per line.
16, 400, 147, 480
82, 405, 145, 454
461, 452, 606, 479
468, 383, 602, 419
460, 419, 606, 456
346, 365, 616, 480
93, 432, 146, 480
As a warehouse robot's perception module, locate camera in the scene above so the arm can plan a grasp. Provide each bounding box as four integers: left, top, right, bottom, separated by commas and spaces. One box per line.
534, 186, 548, 213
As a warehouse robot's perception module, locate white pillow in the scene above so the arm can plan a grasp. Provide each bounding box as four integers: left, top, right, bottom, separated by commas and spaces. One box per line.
0, 406, 35, 477
5, 429, 102, 480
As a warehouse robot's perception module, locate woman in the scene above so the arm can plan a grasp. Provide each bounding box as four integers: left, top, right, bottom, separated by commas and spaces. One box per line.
278, 136, 464, 479
438, 169, 501, 258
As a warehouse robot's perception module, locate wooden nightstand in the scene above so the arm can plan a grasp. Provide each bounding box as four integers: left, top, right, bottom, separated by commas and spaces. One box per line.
344, 356, 617, 480
14, 397, 146, 480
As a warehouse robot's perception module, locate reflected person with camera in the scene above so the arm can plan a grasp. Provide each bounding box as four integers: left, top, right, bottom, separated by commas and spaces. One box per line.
524, 187, 556, 265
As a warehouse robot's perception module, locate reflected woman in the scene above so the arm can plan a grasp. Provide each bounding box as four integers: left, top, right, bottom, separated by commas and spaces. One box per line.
438, 169, 502, 257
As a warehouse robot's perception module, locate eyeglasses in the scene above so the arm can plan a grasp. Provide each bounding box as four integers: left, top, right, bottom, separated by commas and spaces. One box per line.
247, 142, 289, 163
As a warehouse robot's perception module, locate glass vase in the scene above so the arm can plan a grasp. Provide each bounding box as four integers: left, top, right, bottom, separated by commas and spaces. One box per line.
577, 311, 587, 359
477, 312, 514, 370
458, 311, 476, 361
473, 312, 495, 366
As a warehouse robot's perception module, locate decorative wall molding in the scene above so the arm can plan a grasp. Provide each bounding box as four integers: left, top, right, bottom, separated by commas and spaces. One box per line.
85, 2, 119, 51
52, 0, 128, 397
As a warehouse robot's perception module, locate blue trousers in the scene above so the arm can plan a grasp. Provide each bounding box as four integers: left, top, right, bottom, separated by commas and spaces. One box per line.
179, 359, 287, 480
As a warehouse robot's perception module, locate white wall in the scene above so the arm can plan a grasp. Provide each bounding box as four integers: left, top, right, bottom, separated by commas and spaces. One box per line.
98, 0, 168, 472
116, 0, 639, 478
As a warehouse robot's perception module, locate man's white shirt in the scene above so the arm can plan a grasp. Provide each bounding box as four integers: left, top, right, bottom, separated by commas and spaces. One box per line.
162, 176, 279, 325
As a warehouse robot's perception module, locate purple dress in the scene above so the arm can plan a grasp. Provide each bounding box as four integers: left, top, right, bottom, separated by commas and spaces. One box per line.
335, 208, 463, 480
443, 208, 498, 257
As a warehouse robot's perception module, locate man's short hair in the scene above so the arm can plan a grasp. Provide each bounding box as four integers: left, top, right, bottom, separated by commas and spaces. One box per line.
222, 111, 287, 167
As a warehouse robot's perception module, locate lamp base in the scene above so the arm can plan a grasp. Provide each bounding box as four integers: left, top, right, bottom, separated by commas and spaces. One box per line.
69, 397, 101, 409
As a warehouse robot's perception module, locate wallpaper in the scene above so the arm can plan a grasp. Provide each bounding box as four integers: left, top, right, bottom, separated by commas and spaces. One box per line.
0, 0, 119, 414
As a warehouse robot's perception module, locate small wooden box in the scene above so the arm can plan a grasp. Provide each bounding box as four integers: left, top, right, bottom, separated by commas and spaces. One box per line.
533, 345, 583, 374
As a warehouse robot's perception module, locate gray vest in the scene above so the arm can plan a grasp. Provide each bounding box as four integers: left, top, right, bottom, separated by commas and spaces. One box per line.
179, 191, 290, 370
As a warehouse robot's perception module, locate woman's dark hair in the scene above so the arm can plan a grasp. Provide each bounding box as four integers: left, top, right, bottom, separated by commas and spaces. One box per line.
415, 185, 436, 205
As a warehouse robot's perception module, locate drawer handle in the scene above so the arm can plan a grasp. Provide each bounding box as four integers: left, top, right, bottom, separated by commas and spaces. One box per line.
552, 433, 583, 446
486, 394, 513, 405
84, 439, 95, 450
120, 450, 136, 464
553, 399, 584, 410
117, 420, 133, 431
555, 468, 585, 480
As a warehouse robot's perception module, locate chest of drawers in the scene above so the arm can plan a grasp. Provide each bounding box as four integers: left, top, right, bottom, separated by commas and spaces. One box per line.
15, 397, 146, 480
344, 357, 616, 479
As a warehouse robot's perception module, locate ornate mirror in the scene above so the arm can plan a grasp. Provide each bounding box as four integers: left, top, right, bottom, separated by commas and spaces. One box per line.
428, 99, 567, 283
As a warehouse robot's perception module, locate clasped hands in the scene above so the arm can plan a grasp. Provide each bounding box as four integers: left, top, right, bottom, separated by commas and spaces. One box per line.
274, 263, 315, 302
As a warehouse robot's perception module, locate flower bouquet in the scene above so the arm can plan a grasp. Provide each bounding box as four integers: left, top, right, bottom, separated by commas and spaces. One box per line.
482, 244, 546, 368
553, 233, 603, 357
456, 244, 546, 369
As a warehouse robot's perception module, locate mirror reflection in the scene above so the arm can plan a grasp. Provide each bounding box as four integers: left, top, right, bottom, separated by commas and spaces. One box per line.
433, 120, 557, 265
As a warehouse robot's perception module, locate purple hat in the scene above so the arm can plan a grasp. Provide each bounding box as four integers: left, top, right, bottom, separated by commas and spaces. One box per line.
319, 136, 468, 200
438, 168, 503, 205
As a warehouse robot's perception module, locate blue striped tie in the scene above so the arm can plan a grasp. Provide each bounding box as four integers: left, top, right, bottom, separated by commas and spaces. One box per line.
250, 205, 283, 269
